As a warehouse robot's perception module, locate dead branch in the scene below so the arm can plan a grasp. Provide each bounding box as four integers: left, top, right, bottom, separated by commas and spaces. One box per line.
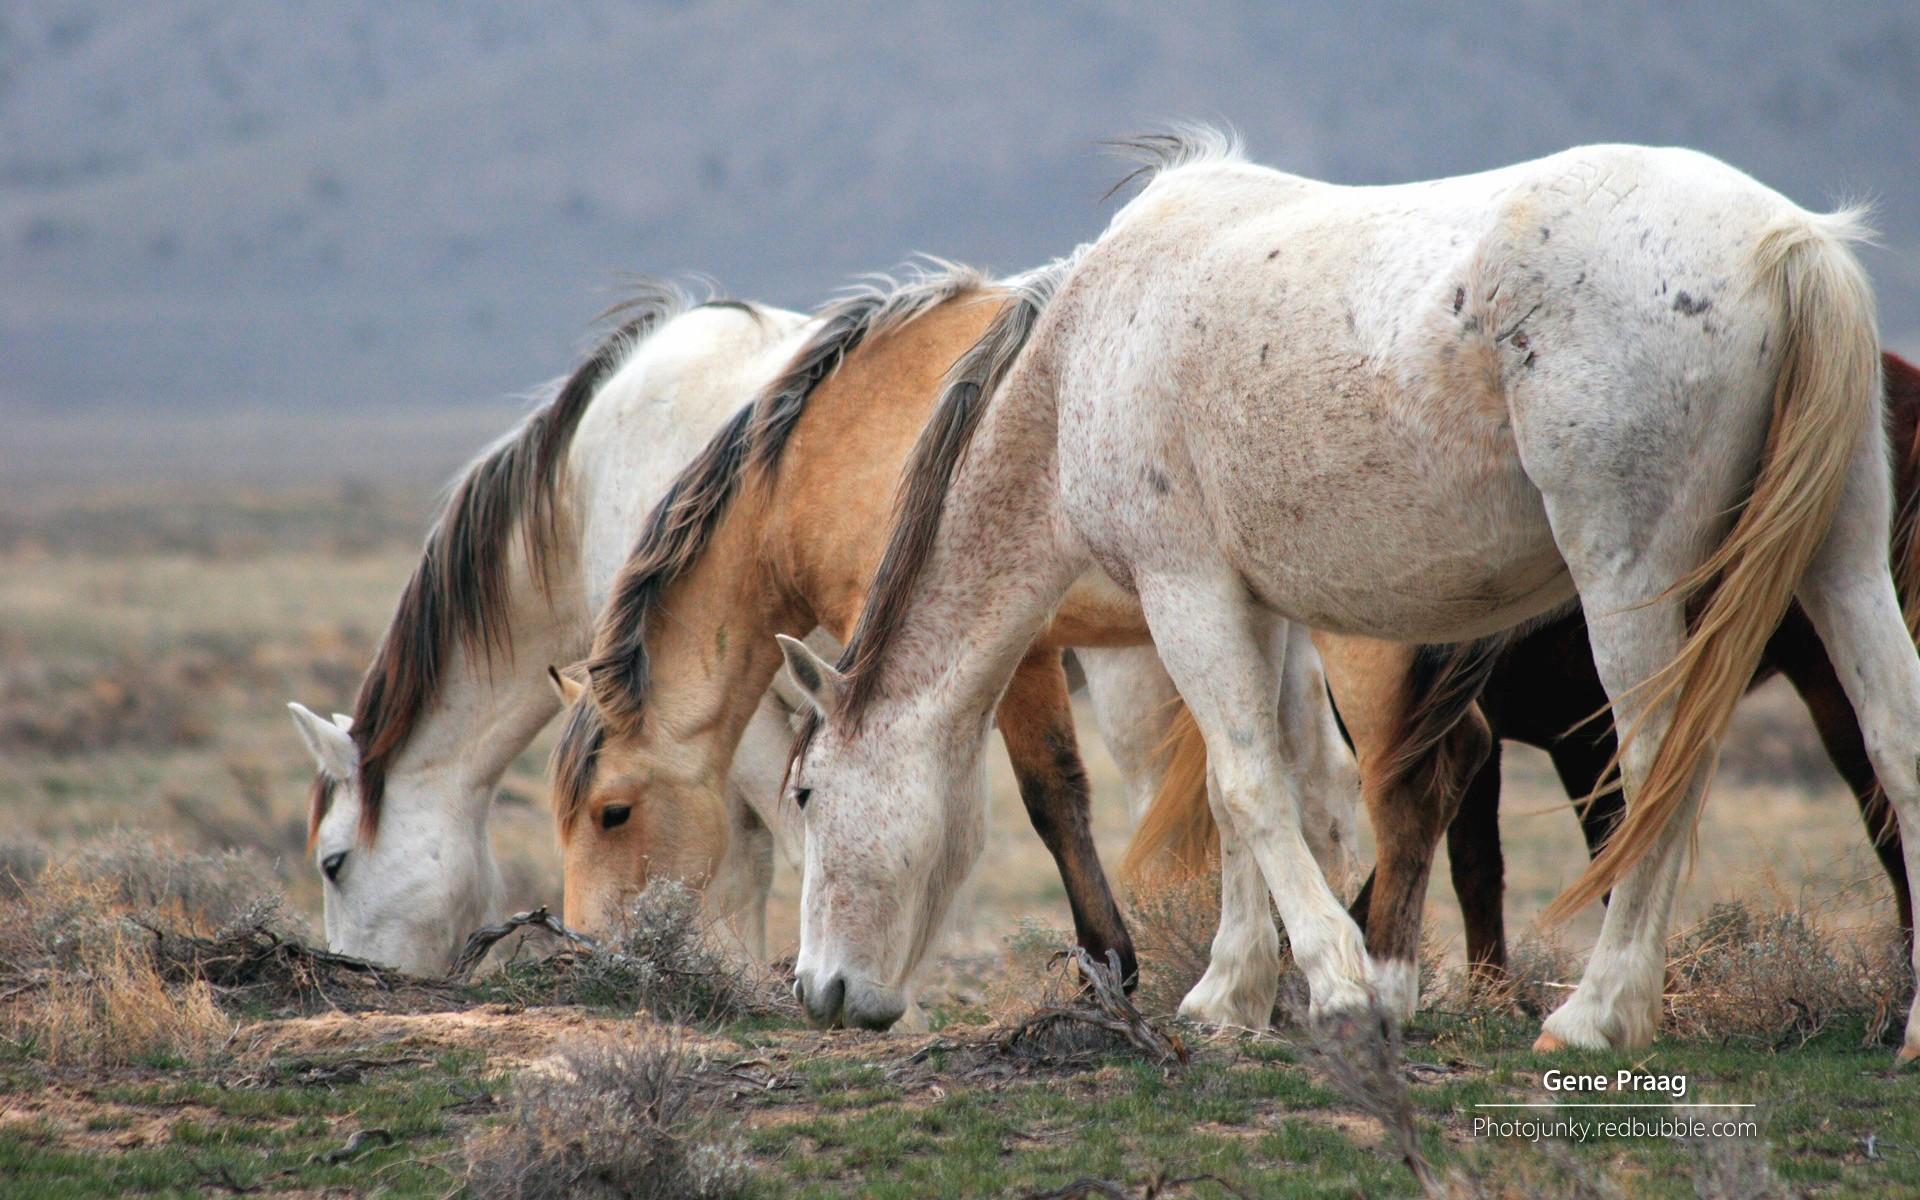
1004, 947, 1188, 1065
1295, 1007, 1443, 1199
449, 906, 599, 980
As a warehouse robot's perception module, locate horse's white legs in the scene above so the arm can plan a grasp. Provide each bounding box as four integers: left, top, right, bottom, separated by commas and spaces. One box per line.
730, 809, 775, 961
1185, 628, 1365, 1026
1180, 769, 1282, 1027
1136, 573, 1372, 1023
1079, 646, 1183, 822
1527, 449, 1726, 1050
712, 688, 799, 961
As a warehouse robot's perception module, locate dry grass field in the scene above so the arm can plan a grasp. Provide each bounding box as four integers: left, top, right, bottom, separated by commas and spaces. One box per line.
1, 418, 1915, 1197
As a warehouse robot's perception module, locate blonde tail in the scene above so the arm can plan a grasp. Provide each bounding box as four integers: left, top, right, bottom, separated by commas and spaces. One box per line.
1543, 207, 1880, 923
1119, 703, 1219, 886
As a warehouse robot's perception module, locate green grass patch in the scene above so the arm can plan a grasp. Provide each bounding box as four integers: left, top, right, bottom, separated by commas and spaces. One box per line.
0, 1055, 491, 1199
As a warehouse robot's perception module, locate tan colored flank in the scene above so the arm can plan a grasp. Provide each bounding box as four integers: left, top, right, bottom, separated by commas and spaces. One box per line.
1543, 210, 1880, 924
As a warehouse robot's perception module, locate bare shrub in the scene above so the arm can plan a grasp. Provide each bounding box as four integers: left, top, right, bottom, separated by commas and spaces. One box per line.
480, 881, 784, 1024
1440, 931, 1583, 1021
0, 865, 234, 1066
466, 1031, 749, 1200
29, 930, 231, 1067
984, 917, 1076, 1022
147, 895, 465, 1015
1296, 1006, 1442, 1198
0, 840, 47, 898
997, 947, 1188, 1067
0, 837, 351, 1063
1665, 901, 1906, 1047
66, 831, 285, 934
1125, 871, 1222, 1017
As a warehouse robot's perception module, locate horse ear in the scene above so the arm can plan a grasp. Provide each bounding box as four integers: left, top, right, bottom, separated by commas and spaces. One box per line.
288, 702, 357, 780
775, 634, 845, 716
546, 664, 586, 706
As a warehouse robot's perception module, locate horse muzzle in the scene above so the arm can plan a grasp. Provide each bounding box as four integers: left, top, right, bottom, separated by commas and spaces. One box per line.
794, 968, 905, 1031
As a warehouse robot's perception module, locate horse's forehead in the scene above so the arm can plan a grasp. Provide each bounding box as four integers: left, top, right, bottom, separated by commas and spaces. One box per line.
313, 788, 364, 849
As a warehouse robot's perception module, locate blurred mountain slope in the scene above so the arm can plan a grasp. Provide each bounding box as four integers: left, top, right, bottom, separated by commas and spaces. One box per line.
3, 0, 1913, 413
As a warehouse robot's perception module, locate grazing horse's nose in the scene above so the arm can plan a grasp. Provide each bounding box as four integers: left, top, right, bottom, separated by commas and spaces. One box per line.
842, 981, 907, 1031
797, 971, 847, 1028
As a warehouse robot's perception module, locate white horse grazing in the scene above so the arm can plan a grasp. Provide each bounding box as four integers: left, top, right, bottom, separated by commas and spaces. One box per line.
778, 130, 1899, 1056
286, 289, 819, 974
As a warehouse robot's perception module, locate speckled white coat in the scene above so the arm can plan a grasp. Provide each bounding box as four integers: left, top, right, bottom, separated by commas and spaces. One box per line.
784, 141, 1915, 1056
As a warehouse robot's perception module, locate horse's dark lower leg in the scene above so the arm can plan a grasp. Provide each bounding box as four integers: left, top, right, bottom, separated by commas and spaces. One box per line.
1549, 736, 1624, 863
1360, 709, 1492, 997
997, 650, 1138, 988
1445, 740, 1507, 984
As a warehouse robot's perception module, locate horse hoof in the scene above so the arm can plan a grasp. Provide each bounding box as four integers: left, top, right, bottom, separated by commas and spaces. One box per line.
1532, 1031, 1566, 1053
1896, 1044, 1920, 1067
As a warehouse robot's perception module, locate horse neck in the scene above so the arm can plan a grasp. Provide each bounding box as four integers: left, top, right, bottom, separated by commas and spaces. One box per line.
385, 543, 592, 821
859, 373, 1081, 735
775, 292, 1008, 642
634, 484, 805, 781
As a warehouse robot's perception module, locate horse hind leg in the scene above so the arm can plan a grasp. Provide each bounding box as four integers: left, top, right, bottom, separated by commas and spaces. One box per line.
1768, 607, 1917, 942
1791, 453, 1920, 1060
1447, 737, 1508, 986
1533, 550, 1702, 1050
1321, 635, 1490, 1023
1518, 375, 1759, 1051
1284, 626, 1364, 899
1078, 645, 1184, 824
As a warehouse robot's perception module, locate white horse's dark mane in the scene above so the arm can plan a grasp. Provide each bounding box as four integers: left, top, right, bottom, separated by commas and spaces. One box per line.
312, 281, 745, 846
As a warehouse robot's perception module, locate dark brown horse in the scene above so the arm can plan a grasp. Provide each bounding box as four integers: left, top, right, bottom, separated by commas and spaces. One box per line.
1367, 349, 1920, 978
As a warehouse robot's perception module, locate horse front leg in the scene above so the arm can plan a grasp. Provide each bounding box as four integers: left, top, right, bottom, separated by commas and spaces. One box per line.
1141, 577, 1372, 1026
996, 648, 1138, 988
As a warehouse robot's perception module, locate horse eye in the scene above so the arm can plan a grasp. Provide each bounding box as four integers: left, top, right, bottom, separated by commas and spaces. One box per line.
321, 851, 347, 883
791, 787, 812, 811
600, 804, 632, 831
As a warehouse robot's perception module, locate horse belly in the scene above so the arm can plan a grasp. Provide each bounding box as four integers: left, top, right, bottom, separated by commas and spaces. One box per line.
1257, 367, 1577, 635
1066, 367, 1571, 644
1226, 488, 1574, 643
